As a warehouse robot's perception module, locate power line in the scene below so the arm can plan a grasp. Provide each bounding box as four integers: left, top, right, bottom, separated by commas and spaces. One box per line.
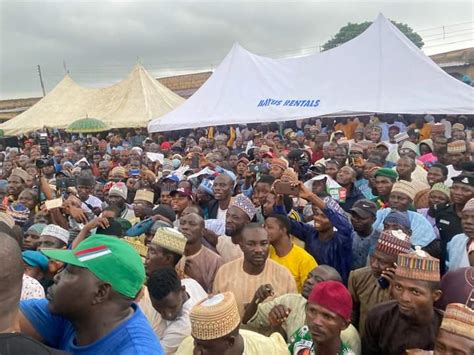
424, 39, 474, 48
415, 21, 474, 33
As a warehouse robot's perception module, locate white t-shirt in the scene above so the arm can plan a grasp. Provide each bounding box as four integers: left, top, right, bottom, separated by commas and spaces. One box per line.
446, 164, 462, 187
216, 207, 227, 222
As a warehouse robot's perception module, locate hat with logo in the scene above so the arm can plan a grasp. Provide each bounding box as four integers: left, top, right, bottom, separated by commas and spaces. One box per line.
190, 292, 241, 340
41, 234, 145, 298
170, 188, 194, 201
396, 247, 440, 282
151, 227, 187, 255
349, 199, 377, 218
452, 174, 474, 186
109, 182, 128, 200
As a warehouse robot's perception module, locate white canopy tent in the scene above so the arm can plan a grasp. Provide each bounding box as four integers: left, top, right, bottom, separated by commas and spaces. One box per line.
1, 65, 184, 135
148, 14, 473, 133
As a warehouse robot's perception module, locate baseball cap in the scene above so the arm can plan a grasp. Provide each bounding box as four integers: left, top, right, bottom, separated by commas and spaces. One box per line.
170, 188, 194, 201
452, 174, 474, 186
41, 234, 145, 298
349, 199, 377, 218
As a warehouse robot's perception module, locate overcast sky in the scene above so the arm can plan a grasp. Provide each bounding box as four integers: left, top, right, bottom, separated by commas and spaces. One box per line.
1, 0, 473, 99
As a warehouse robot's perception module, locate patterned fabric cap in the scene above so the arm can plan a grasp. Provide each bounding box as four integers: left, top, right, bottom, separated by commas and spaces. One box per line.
41, 224, 70, 245
394, 132, 409, 143
190, 292, 241, 340
462, 198, 474, 213
375, 230, 411, 257
396, 247, 440, 282
109, 182, 128, 200
109, 166, 127, 178
0, 212, 15, 228
441, 303, 474, 340
134, 189, 154, 204
430, 183, 450, 198
447, 140, 467, 154
230, 194, 256, 220
452, 123, 465, 131
281, 168, 298, 183
430, 123, 445, 134
151, 227, 187, 255
391, 180, 417, 200
11, 168, 30, 183
271, 158, 288, 171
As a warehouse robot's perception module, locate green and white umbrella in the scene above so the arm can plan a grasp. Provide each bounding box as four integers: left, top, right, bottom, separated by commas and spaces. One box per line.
66, 118, 109, 133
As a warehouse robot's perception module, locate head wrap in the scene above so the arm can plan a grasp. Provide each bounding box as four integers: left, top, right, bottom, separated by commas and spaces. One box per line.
41, 224, 70, 245
440, 303, 474, 340
109, 182, 128, 200
430, 183, 450, 199
151, 227, 187, 255
447, 140, 467, 154
374, 168, 398, 182
375, 230, 411, 257
391, 180, 416, 200
396, 247, 440, 282
190, 292, 241, 340
308, 280, 352, 321
229, 194, 256, 220
418, 139, 433, 152
384, 210, 411, 230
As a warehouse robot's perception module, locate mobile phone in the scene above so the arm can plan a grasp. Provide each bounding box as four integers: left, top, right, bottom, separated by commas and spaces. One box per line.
274, 181, 299, 195
191, 155, 200, 169
377, 276, 390, 289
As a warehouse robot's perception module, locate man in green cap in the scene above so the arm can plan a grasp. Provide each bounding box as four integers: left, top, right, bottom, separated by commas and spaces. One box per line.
19, 234, 165, 354
372, 168, 398, 209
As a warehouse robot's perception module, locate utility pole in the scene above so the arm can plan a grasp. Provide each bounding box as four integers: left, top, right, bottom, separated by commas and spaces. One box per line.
37, 64, 46, 97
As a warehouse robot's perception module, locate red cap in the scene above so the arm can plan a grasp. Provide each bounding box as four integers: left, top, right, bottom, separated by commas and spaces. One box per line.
308, 280, 352, 320
160, 141, 171, 150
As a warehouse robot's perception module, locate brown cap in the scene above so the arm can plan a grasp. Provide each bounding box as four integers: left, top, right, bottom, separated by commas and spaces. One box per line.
190, 292, 241, 340
375, 230, 411, 257
440, 303, 474, 340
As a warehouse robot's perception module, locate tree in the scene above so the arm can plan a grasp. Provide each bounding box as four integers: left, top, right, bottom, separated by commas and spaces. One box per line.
322, 21, 424, 51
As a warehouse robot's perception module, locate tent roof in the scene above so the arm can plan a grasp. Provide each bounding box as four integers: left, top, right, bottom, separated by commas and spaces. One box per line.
148, 14, 474, 133
1, 65, 184, 135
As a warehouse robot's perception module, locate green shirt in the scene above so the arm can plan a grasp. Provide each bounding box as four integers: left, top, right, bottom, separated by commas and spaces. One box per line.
288, 325, 355, 355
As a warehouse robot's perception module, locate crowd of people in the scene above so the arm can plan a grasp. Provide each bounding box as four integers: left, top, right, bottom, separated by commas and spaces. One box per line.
0, 113, 473, 354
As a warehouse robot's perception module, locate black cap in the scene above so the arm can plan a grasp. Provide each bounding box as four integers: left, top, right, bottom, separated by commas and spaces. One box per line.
452, 174, 474, 186
152, 204, 176, 222
349, 199, 377, 218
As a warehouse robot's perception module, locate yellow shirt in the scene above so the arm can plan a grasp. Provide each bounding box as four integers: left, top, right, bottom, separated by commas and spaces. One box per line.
176, 329, 289, 355
269, 244, 318, 292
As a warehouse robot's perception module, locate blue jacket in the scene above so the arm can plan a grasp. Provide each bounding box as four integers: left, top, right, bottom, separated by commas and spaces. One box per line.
274, 202, 353, 284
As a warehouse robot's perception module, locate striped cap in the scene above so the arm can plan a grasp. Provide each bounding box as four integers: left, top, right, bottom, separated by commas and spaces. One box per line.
396, 247, 440, 282
440, 303, 474, 340
447, 140, 467, 154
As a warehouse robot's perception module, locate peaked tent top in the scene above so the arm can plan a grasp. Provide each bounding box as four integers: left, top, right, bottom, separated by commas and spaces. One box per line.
1, 65, 185, 135
148, 13, 473, 133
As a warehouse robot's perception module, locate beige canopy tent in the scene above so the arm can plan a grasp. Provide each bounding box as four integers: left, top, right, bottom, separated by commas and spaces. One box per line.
1, 65, 185, 135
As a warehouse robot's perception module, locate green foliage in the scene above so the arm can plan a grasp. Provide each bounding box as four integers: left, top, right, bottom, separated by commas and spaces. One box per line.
322, 20, 424, 51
